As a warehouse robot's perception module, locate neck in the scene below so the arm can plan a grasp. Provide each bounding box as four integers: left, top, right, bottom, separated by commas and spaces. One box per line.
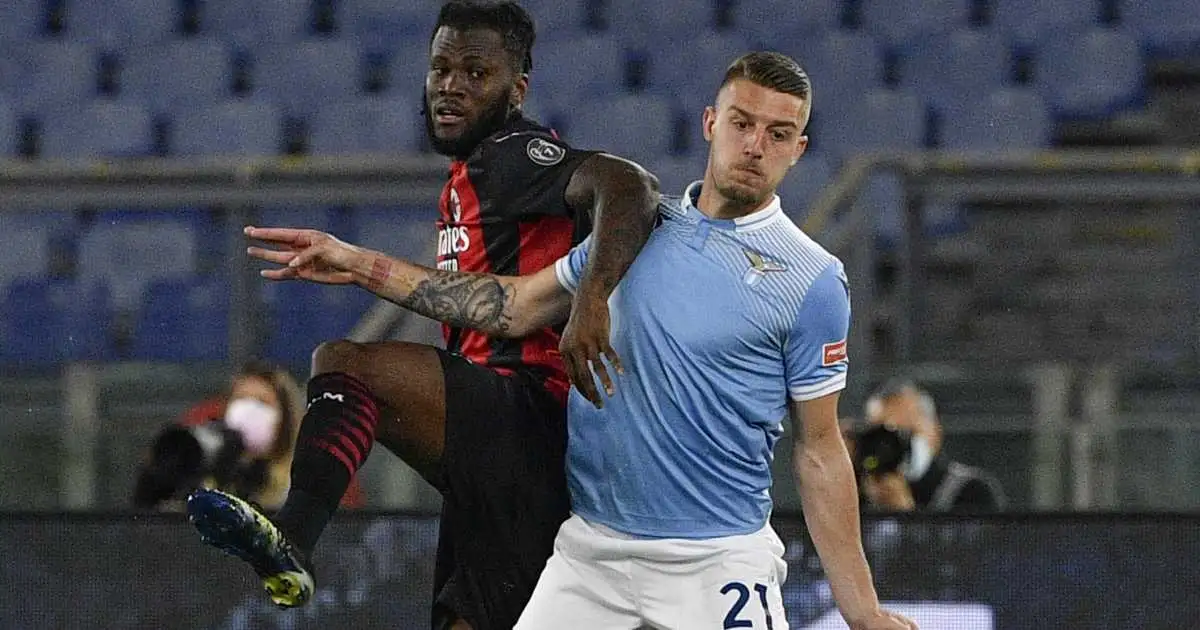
695, 173, 774, 221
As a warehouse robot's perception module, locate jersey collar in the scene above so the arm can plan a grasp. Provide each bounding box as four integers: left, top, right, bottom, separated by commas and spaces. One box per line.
682, 181, 783, 232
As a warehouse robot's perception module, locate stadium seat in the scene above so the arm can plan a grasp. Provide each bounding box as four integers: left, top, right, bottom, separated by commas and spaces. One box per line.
337, 0, 439, 42
200, 0, 314, 47
645, 33, 753, 103
816, 88, 926, 158
252, 39, 363, 117
1032, 28, 1144, 118
0, 219, 51, 290
386, 39, 434, 99
940, 88, 1051, 150
532, 36, 626, 98
308, 96, 422, 155
779, 32, 884, 109
352, 205, 436, 265
256, 206, 338, 233
130, 276, 231, 362
262, 281, 374, 367
0, 0, 44, 45
120, 39, 234, 114
1121, 0, 1200, 54
77, 217, 198, 312
562, 93, 677, 163
730, 0, 842, 44
39, 100, 154, 159
61, 0, 178, 48
899, 30, 1011, 116
170, 100, 283, 156
0, 100, 17, 156
601, 0, 717, 45
990, 0, 1101, 49
517, 0, 590, 37
859, 0, 972, 47
14, 41, 98, 114
643, 154, 706, 197
777, 152, 836, 223
0, 278, 114, 364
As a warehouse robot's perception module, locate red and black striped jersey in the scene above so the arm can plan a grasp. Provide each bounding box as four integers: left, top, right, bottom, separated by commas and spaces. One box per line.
435, 114, 597, 401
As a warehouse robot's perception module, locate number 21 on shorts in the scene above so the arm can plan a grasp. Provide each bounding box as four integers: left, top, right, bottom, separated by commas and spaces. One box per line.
721, 581, 779, 629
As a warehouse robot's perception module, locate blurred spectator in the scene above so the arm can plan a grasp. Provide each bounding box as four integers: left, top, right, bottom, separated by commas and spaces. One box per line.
134, 360, 364, 510
850, 378, 1006, 512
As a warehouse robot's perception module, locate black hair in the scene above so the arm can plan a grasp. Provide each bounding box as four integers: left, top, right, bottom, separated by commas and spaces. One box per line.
720, 51, 811, 100
432, 0, 536, 75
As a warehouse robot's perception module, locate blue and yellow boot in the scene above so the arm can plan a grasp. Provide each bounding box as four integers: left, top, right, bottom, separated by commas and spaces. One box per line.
186, 488, 315, 607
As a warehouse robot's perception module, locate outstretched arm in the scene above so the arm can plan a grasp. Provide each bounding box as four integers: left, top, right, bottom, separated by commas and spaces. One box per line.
560, 153, 660, 407
244, 226, 572, 338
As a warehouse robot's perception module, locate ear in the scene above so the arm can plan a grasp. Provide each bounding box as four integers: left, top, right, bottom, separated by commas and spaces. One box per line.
701, 106, 717, 143
511, 73, 530, 107
790, 135, 809, 166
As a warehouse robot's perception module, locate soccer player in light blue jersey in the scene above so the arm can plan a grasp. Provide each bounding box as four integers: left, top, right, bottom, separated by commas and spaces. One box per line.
244, 50, 914, 630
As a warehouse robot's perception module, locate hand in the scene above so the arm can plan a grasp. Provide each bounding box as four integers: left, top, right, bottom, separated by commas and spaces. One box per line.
559, 288, 622, 408
849, 609, 919, 630
861, 472, 916, 511
244, 226, 365, 284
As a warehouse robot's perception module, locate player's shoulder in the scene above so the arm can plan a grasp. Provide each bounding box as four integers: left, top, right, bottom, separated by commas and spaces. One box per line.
476, 117, 583, 169
757, 215, 844, 278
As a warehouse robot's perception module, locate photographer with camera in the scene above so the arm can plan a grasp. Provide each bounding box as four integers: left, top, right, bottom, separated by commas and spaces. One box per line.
850, 379, 1005, 513
134, 361, 306, 511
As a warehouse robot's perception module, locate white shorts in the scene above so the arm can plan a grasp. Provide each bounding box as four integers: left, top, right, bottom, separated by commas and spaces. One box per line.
515, 514, 790, 630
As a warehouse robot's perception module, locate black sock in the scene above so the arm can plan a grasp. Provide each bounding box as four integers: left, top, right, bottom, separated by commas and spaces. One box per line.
274, 372, 380, 556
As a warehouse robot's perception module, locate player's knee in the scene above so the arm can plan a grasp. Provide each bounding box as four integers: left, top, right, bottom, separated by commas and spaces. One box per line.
311, 339, 370, 378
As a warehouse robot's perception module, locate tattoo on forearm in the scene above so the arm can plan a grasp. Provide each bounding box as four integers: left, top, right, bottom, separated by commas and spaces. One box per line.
366, 256, 391, 292
400, 273, 516, 333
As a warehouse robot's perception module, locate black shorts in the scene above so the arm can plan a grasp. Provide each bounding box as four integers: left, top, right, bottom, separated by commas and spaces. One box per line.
431, 350, 570, 630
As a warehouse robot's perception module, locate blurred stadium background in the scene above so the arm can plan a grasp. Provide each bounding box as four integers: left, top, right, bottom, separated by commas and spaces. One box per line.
1, 0, 1199, 628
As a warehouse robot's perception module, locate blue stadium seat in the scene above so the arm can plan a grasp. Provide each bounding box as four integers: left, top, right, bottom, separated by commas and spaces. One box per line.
731, 0, 842, 44
532, 36, 626, 98
562, 94, 676, 163
780, 32, 884, 109
308, 96, 422, 155
62, 0, 177, 48
1033, 28, 1144, 118
0, 0, 43, 45
15, 41, 98, 114
642, 154, 706, 197
646, 33, 753, 104
0, 278, 114, 365
518, 0, 590, 37
77, 217, 198, 311
602, 0, 717, 45
860, 0, 972, 47
777, 152, 835, 223
0, 100, 17, 156
337, 0, 438, 42
130, 277, 231, 362
899, 30, 1011, 115
201, 0, 314, 47
386, 39, 433, 98
990, 0, 1100, 49
120, 39, 234, 114
256, 206, 338, 232
39, 100, 154, 159
1122, 0, 1200, 54
940, 88, 1051, 150
171, 100, 283, 156
253, 39, 363, 117
816, 88, 926, 158
0, 218, 51, 289
352, 205, 436, 265
263, 281, 374, 367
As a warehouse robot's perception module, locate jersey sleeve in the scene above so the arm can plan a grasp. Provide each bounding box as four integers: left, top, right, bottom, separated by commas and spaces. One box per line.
553, 234, 593, 295
784, 261, 851, 402
478, 131, 598, 221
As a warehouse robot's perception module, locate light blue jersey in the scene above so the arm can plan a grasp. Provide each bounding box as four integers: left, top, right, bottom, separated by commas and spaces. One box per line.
554, 182, 851, 539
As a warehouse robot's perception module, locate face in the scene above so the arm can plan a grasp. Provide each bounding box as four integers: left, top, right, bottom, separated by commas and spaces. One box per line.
230, 375, 280, 411
425, 26, 527, 157
865, 390, 941, 452
702, 78, 809, 208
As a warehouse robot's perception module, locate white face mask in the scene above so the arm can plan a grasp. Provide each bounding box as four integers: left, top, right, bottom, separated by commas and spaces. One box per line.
224, 397, 281, 456
902, 435, 934, 482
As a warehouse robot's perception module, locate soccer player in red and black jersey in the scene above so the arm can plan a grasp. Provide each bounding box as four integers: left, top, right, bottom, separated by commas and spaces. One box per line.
184, 2, 659, 629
